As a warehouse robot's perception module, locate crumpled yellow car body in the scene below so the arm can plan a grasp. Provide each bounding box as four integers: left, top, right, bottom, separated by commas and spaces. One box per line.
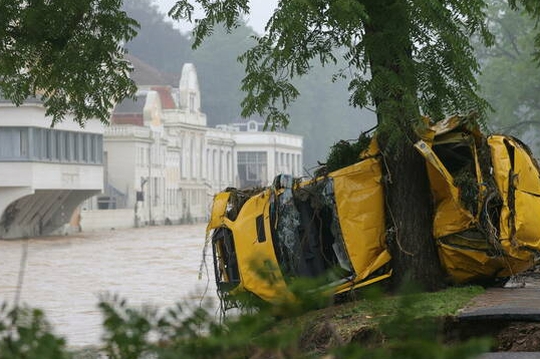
415, 115, 540, 283
207, 143, 391, 305
207, 115, 540, 305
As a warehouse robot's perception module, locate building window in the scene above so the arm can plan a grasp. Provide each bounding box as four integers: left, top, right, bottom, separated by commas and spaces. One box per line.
68, 132, 75, 161
213, 149, 218, 181
56, 131, 63, 161
0, 128, 29, 159
76, 133, 83, 162
247, 120, 258, 132
96, 135, 103, 163
227, 152, 231, 183
237, 151, 267, 187
64, 132, 72, 161
20, 129, 29, 158
90, 135, 97, 163
41, 129, 47, 159
189, 93, 195, 112
82, 134, 89, 162
0, 127, 102, 164
37, 128, 46, 160
152, 178, 158, 206
30, 128, 40, 159
74, 133, 80, 161
206, 148, 210, 180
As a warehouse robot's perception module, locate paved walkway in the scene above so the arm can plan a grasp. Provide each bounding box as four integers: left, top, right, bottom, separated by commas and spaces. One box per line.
478, 354, 540, 359
458, 274, 540, 359
459, 286, 540, 321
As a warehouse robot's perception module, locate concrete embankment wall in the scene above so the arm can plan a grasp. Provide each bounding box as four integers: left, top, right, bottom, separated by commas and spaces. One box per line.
80, 209, 135, 231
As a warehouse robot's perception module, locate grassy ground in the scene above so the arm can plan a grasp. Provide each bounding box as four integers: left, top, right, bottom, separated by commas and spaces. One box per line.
285, 285, 485, 351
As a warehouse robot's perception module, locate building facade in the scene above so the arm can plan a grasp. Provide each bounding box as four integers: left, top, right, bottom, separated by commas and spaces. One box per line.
84, 64, 303, 229
227, 118, 303, 188
95, 64, 209, 225
0, 98, 104, 238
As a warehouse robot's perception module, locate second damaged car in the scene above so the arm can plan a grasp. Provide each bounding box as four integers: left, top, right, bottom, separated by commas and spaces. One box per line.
415, 115, 540, 283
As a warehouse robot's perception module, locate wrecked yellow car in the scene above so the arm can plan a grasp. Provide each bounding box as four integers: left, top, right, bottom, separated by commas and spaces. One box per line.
207, 143, 391, 305
207, 115, 540, 305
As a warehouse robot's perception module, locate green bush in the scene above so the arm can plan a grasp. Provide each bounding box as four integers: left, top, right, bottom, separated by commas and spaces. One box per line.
0, 303, 69, 359
0, 282, 490, 359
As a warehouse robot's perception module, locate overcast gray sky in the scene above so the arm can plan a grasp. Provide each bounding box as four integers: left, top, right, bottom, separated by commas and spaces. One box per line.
155, 0, 278, 34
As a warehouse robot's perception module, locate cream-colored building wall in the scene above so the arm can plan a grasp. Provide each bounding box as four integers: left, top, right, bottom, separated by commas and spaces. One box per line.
206, 128, 236, 194
0, 162, 102, 189
103, 123, 172, 225
104, 139, 138, 205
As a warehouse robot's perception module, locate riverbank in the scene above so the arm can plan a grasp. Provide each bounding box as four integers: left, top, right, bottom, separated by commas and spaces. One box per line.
65, 271, 540, 358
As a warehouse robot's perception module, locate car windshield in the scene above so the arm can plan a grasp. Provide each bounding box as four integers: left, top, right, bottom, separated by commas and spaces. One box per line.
270, 175, 354, 283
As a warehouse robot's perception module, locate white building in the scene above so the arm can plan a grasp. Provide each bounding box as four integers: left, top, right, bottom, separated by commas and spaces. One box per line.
227, 118, 303, 188
83, 64, 303, 230
206, 126, 236, 195
0, 97, 104, 238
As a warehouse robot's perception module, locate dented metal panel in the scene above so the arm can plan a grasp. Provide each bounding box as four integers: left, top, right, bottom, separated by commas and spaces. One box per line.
415, 140, 475, 238
224, 190, 292, 303
415, 117, 540, 284
487, 136, 513, 240
497, 136, 540, 249
438, 242, 533, 283
331, 156, 391, 285
207, 192, 231, 230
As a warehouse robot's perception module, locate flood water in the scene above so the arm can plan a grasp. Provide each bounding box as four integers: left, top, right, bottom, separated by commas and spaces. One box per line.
0, 224, 216, 347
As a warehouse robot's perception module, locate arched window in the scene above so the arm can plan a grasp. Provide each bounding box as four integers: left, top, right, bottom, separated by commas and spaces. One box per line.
213, 149, 218, 181
206, 148, 211, 180
247, 120, 257, 132
227, 152, 232, 183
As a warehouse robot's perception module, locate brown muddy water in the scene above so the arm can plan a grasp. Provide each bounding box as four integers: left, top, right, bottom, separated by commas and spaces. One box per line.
0, 224, 216, 347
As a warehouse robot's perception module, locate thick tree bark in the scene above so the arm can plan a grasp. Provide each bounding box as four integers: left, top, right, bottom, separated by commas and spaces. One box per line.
363, 0, 445, 290
383, 140, 444, 290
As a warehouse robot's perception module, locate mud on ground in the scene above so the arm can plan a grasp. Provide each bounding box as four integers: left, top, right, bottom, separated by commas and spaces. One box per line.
295, 269, 540, 355
446, 320, 540, 352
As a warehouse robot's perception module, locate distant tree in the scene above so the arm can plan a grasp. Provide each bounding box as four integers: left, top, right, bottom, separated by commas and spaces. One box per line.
476, 0, 540, 152
286, 61, 377, 170
189, 23, 257, 125
169, 0, 540, 289
122, 0, 192, 76
0, 0, 138, 125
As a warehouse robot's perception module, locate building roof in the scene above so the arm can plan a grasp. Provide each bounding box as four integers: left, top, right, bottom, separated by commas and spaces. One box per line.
126, 54, 171, 86
150, 86, 177, 110
0, 92, 42, 105
229, 116, 267, 132
111, 114, 144, 126
113, 94, 146, 114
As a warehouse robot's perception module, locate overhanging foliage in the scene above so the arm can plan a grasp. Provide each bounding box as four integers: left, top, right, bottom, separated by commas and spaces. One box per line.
0, 0, 139, 125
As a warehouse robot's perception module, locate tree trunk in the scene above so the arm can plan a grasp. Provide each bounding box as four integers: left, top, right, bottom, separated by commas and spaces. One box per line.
383, 140, 444, 290
363, 0, 445, 290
